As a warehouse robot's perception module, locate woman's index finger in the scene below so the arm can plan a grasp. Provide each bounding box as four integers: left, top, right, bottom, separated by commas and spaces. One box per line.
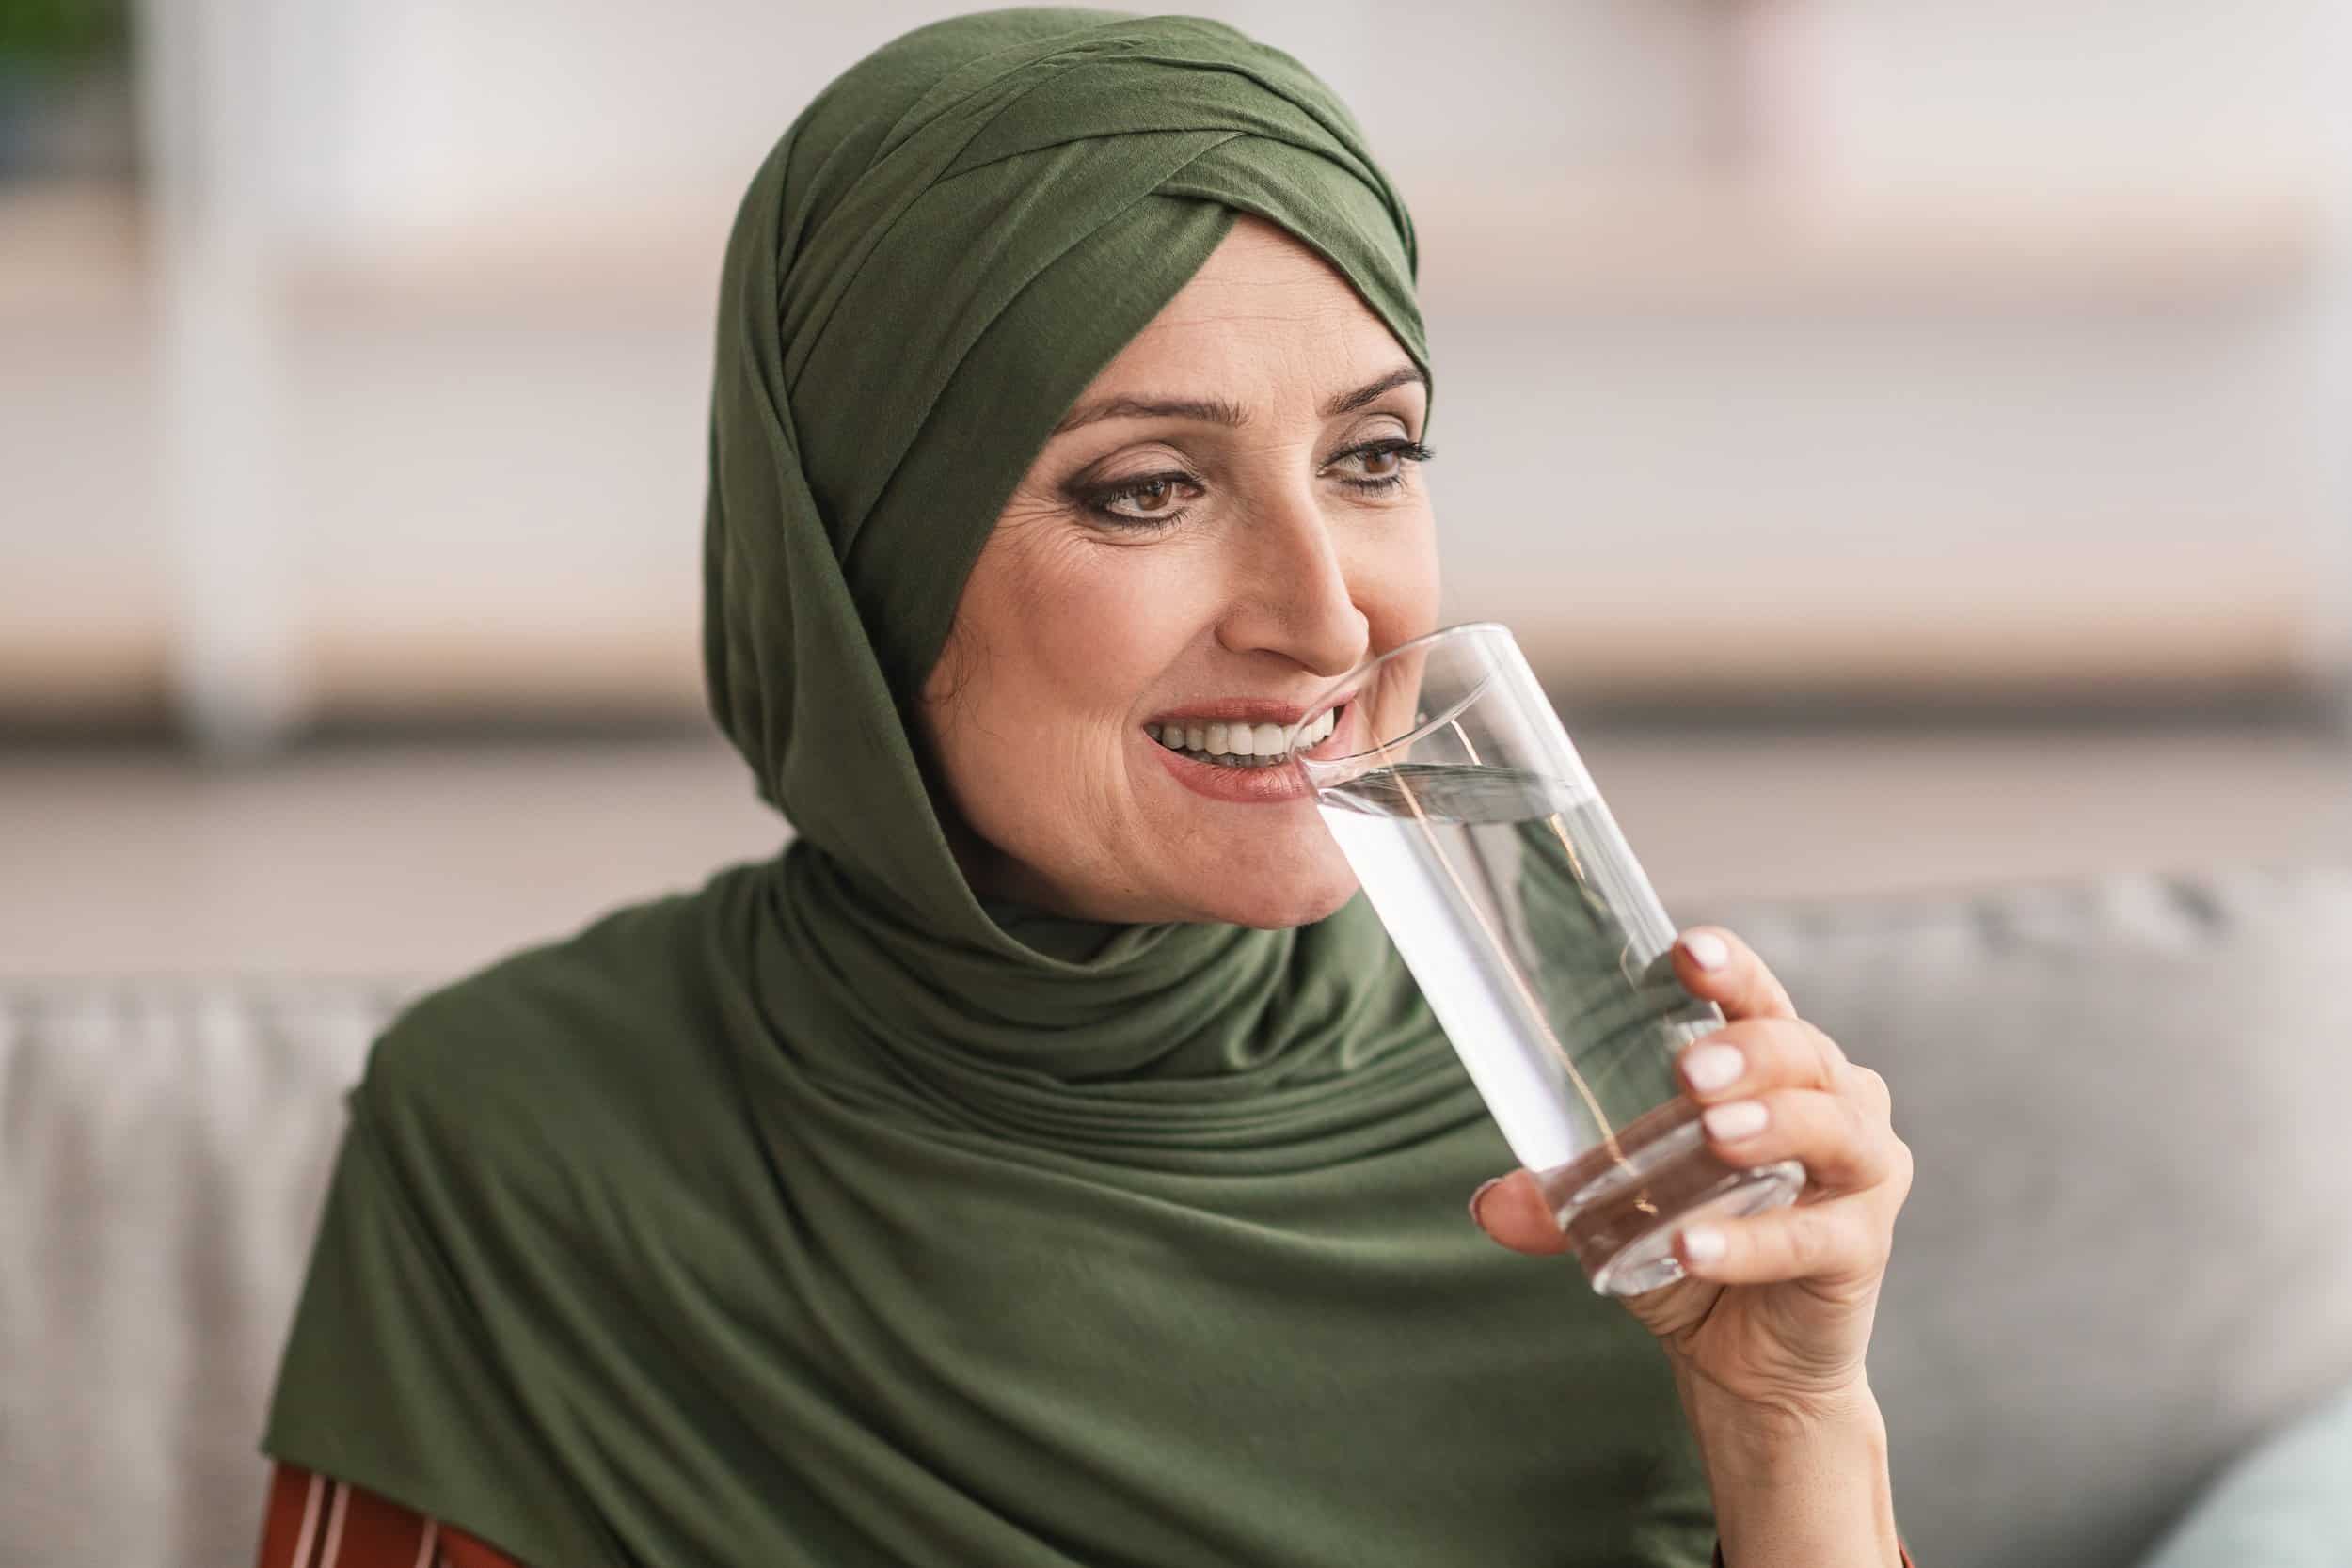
1674, 927, 1797, 1022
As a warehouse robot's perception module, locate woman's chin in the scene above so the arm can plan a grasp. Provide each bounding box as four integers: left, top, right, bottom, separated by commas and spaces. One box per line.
1200, 867, 1362, 931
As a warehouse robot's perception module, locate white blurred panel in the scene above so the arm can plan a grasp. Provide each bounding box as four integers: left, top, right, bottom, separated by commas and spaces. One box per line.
5, 0, 2348, 729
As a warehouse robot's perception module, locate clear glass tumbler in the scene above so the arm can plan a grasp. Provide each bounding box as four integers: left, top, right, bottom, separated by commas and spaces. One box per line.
1293, 623, 1804, 1294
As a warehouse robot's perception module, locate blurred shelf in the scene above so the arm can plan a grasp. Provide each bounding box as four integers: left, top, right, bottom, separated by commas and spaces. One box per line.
244, 171, 2334, 324
0, 559, 174, 722
0, 624, 169, 725
6, 540, 2334, 732
1462, 536, 2328, 704
301, 618, 706, 722
277, 193, 739, 327
1408, 172, 2330, 315
1, 169, 2327, 328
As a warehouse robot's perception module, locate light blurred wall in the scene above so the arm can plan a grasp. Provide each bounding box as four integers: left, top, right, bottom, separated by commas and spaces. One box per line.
4, 0, 2349, 736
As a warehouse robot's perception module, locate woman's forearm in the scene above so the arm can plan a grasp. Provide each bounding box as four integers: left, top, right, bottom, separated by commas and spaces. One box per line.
1675, 1371, 1904, 1568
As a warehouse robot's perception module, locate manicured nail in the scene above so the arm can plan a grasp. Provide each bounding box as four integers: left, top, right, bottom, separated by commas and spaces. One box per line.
1702, 1100, 1768, 1141
1468, 1177, 1501, 1224
1681, 930, 1731, 971
1681, 1043, 1744, 1092
1680, 1225, 1725, 1263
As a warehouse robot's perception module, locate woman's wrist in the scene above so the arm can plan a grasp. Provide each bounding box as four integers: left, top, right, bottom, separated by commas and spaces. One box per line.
1674, 1370, 1903, 1568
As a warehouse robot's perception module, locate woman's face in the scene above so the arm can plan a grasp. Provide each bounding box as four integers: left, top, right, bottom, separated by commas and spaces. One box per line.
917, 215, 1438, 929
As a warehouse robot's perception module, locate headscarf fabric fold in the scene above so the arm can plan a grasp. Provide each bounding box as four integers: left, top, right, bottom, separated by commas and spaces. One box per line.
264, 11, 1714, 1564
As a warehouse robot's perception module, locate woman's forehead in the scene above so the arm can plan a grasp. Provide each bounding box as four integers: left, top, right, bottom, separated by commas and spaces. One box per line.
1082, 221, 1410, 406
1156, 217, 1369, 323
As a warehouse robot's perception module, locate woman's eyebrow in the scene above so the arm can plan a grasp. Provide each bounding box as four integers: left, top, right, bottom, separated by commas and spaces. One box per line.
1049, 365, 1427, 437
1321, 364, 1427, 417
1052, 394, 1249, 436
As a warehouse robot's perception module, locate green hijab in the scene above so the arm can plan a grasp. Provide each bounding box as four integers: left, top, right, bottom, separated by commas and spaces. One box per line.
264, 11, 1712, 1564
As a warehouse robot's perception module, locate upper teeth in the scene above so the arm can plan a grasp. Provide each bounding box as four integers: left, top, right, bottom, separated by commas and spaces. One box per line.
1148, 706, 1336, 757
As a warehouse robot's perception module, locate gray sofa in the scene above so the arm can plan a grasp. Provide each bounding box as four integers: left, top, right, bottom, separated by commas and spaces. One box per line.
7, 866, 2350, 1568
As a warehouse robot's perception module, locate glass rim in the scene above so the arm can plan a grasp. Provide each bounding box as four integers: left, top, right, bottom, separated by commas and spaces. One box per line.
1294, 620, 1515, 770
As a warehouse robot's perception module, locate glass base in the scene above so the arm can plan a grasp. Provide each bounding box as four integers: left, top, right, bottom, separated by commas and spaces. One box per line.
1533, 1100, 1806, 1297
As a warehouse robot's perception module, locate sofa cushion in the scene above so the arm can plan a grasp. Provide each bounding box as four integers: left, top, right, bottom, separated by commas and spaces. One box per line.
1704, 866, 2352, 1568
2137, 1375, 2352, 1568
0, 982, 397, 1568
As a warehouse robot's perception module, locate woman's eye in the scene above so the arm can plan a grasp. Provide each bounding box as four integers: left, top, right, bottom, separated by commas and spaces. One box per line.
1330, 438, 1434, 490
1119, 478, 1182, 515
1088, 472, 1202, 524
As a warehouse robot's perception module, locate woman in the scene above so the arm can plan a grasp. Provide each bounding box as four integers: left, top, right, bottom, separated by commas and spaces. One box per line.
257, 10, 1913, 1566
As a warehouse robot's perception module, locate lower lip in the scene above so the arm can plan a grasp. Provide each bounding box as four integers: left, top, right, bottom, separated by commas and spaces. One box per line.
1147, 707, 1356, 805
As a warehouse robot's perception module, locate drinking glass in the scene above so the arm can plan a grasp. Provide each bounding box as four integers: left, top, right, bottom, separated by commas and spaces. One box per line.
1293, 623, 1804, 1295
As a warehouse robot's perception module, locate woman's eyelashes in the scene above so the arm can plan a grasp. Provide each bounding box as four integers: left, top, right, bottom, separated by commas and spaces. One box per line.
1328, 436, 1434, 493
1073, 467, 1206, 528
1068, 436, 1433, 531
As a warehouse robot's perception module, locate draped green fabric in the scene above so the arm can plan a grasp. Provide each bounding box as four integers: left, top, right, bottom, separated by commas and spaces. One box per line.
263, 11, 1713, 1565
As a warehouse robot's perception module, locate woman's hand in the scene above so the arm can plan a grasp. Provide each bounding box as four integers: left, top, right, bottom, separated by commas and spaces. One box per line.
1468, 926, 1913, 1418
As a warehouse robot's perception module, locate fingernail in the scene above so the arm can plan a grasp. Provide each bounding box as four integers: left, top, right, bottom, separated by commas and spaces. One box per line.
1681, 930, 1731, 971
1468, 1177, 1501, 1224
1702, 1100, 1768, 1141
1680, 1225, 1725, 1263
1681, 1043, 1744, 1092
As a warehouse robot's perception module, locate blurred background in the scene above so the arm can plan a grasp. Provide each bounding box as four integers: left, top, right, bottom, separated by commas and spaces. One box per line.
4, 0, 2350, 978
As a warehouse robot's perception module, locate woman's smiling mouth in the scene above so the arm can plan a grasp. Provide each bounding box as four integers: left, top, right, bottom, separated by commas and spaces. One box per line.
1146, 704, 1339, 768
1138, 698, 1355, 804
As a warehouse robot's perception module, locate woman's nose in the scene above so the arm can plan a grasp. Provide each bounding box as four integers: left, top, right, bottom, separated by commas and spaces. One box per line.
1214, 483, 1371, 679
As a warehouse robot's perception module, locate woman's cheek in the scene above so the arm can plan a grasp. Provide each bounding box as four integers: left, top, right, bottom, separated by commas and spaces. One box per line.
1371, 508, 1442, 637
1045, 532, 1226, 708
